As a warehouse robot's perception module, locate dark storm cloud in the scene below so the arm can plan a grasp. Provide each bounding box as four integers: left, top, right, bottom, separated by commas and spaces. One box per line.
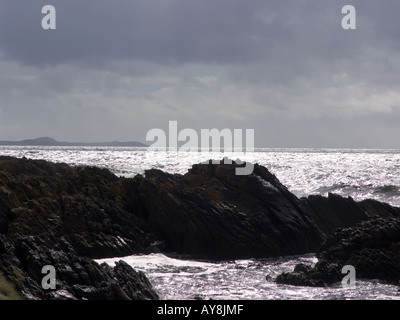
3, 0, 397, 67
0, 0, 287, 67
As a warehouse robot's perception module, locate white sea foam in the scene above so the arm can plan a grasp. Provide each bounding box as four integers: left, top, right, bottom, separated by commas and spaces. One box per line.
96, 253, 400, 300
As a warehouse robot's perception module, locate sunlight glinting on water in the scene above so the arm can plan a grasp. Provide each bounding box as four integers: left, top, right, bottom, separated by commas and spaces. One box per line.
2, 146, 400, 206
96, 253, 400, 300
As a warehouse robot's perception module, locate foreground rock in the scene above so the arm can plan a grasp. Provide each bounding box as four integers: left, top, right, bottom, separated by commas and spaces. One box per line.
0, 156, 158, 299
0, 235, 158, 300
276, 216, 400, 286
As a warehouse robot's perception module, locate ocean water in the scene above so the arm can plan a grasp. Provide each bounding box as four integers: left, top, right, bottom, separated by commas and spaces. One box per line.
2, 146, 400, 299
96, 253, 400, 300
2, 146, 400, 206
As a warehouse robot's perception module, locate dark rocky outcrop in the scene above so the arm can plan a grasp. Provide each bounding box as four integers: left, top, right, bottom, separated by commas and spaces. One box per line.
276, 216, 400, 286
301, 193, 400, 238
0, 235, 158, 300
277, 194, 400, 287
301, 194, 370, 237
0, 156, 158, 299
1, 155, 400, 298
134, 161, 323, 259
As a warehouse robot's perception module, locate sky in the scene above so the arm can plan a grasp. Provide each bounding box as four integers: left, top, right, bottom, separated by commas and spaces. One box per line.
0, 0, 400, 148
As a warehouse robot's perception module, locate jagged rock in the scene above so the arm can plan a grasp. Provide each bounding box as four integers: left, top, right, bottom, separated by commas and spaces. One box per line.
276, 216, 400, 286
301, 194, 369, 237
0, 236, 159, 300
0, 156, 159, 300
0, 156, 152, 258
301, 193, 400, 238
133, 160, 323, 259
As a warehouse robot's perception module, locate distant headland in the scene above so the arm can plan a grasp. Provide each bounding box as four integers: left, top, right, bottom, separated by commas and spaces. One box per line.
0, 137, 147, 147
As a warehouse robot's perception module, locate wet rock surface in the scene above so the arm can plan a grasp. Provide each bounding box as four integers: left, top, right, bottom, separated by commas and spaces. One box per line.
0, 235, 158, 300
0, 156, 158, 299
135, 160, 323, 259
276, 216, 400, 286
1, 156, 400, 298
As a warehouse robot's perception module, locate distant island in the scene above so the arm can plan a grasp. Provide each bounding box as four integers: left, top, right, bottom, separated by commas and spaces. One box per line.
0, 137, 147, 147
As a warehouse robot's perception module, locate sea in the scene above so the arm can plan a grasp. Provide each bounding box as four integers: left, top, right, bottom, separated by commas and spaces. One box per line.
2, 145, 400, 300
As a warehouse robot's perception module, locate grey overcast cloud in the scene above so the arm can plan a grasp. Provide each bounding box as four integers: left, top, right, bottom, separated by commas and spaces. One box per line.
0, 0, 400, 147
